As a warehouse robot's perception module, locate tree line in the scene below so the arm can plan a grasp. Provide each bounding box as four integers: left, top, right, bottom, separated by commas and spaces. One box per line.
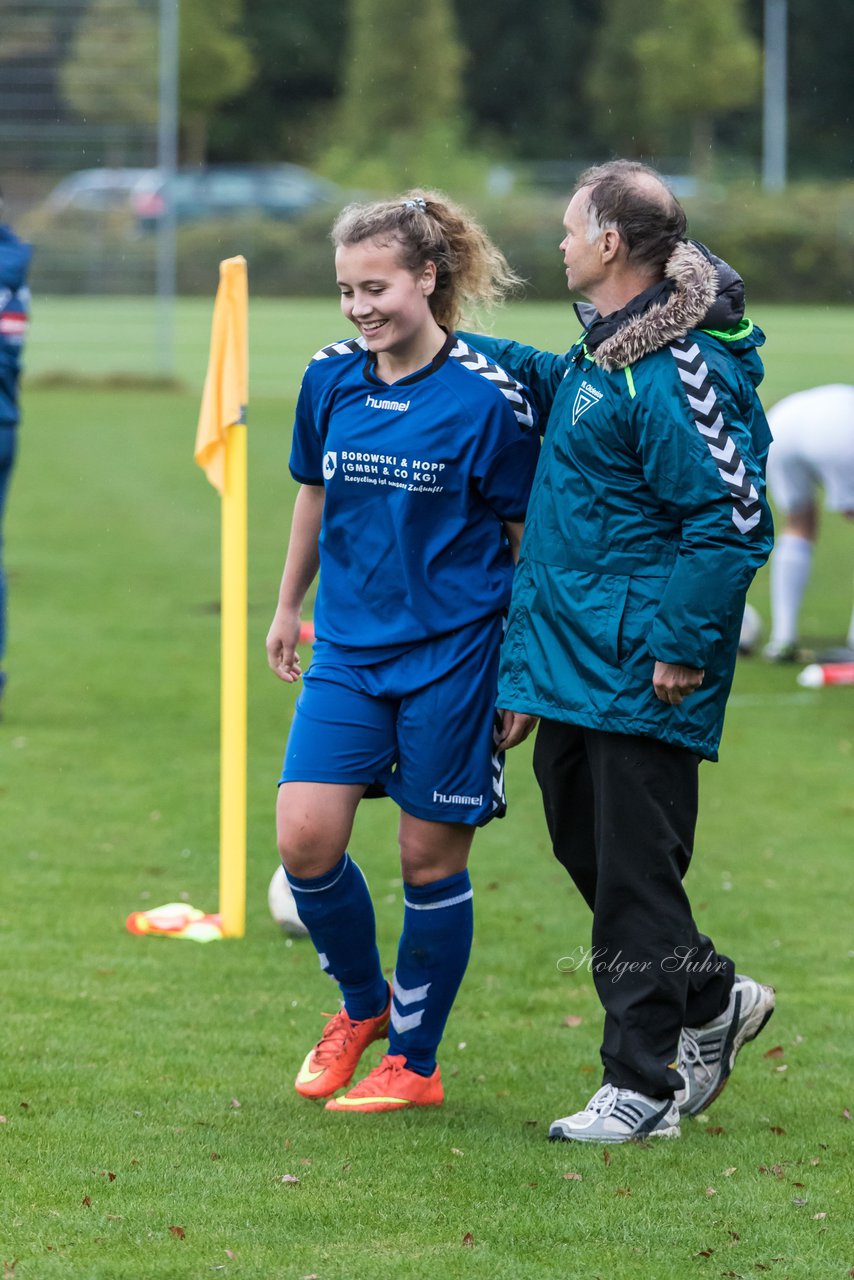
4, 0, 852, 183
206, 0, 852, 183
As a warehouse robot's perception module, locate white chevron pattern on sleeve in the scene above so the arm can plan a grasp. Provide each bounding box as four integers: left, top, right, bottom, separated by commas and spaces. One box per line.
670, 338, 762, 535
448, 339, 536, 429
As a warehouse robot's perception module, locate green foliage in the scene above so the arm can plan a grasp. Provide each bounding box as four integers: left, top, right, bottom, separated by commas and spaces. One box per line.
206, 0, 348, 163
59, 0, 159, 127
179, 0, 255, 163
587, 0, 760, 167
453, 0, 599, 162
685, 183, 854, 305
321, 0, 486, 192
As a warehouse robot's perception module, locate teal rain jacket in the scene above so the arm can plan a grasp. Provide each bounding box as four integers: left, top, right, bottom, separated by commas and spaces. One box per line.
465, 242, 773, 761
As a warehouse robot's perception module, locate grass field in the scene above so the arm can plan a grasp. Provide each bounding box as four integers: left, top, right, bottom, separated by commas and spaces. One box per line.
2, 299, 853, 1279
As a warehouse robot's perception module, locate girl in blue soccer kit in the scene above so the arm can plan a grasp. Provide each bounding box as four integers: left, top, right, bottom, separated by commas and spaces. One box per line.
266, 190, 538, 1112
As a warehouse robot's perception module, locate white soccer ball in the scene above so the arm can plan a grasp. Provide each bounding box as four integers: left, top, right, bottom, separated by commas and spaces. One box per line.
268, 864, 309, 937
738, 602, 762, 655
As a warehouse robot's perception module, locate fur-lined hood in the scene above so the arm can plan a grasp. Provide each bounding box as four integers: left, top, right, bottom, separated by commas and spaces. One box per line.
576, 241, 744, 373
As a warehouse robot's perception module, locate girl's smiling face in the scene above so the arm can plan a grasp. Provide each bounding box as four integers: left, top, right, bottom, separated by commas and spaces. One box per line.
335, 237, 440, 374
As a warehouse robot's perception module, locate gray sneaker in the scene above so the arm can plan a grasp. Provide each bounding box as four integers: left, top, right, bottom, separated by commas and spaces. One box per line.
548, 1084, 680, 1144
762, 640, 799, 663
676, 974, 776, 1117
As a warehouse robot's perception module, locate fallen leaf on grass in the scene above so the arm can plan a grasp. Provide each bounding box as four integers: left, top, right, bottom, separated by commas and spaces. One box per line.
695, 1248, 714, 1258
19, 1103, 29, 1111
615, 1187, 631, 1196
774, 1064, 788, 1073
727, 1231, 740, 1242
229, 1098, 241, 1110
451, 1148, 464, 1157
810, 1157, 820, 1166
3, 1261, 18, 1279
792, 1182, 805, 1188
106, 1215, 124, 1221
210, 1152, 220, 1161
169, 1226, 186, 1239
82, 1196, 92, 1208
812, 1212, 827, 1220
719, 1272, 739, 1277
843, 1108, 851, 1121
563, 1172, 583, 1181
763, 1045, 784, 1059
769, 1125, 786, 1135
704, 1187, 717, 1197
722, 1167, 737, 1177
225, 1250, 237, 1260
603, 1149, 611, 1166
563, 1015, 584, 1028
462, 1233, 475, 1247
299, 1158, 312, 1167
102, 1171, 117, 1181
791, 1197, 808, 1206
0, 1117, 7, 1124
706, 1126, 725, 1136
280, 1174, 300, 1185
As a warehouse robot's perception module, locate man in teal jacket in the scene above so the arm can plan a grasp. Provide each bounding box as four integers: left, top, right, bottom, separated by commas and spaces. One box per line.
474, 161, 776, 1142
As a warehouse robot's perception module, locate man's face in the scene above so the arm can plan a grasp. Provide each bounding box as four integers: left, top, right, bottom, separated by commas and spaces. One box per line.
559, 187, 605, 297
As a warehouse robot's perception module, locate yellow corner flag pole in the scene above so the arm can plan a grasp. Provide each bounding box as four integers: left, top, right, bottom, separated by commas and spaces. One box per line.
194, 256, 249, 939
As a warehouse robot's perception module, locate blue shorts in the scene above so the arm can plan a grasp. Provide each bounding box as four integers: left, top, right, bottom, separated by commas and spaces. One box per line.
279, 614, 506, 826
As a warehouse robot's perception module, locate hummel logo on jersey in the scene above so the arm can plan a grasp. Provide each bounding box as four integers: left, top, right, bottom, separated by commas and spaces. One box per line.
365, 393, 410, 413
322, 451, 337, 480
572, 380, 603, 425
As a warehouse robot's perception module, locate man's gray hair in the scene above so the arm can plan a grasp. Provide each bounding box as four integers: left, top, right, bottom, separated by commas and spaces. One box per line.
577, 160, 687, 274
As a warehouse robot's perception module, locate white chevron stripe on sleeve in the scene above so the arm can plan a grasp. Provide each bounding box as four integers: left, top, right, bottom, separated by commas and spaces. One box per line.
733, 509, 762, 533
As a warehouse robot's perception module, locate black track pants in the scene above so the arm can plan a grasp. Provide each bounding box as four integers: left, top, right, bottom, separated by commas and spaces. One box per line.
533, 720, 735, 1099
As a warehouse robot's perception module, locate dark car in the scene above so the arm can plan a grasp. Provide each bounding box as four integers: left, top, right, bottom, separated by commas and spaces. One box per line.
131, 164, 338, 229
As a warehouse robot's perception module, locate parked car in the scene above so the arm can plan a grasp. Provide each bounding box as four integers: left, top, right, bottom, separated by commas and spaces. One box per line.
130, 164, 339, 230
36, 163, 338, 228
40, 168, 153, 215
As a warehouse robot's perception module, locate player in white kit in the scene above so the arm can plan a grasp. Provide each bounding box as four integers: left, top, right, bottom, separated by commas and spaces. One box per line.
764, 384, 854, 660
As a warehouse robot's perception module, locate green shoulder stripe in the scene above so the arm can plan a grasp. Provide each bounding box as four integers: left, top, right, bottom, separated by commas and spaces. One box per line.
624, 365, 636, 399
700, 316, 754, 342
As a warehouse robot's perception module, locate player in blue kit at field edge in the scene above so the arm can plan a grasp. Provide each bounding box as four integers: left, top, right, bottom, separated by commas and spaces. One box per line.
266, 190, 538, 1113
0, 185, 32, 715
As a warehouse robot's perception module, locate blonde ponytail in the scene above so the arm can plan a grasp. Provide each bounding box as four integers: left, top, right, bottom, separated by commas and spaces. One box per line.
331, 188, 522, 330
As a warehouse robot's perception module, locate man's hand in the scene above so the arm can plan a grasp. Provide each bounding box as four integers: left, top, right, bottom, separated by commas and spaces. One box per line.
653, 661, 704, 705
495, 708, 539, 749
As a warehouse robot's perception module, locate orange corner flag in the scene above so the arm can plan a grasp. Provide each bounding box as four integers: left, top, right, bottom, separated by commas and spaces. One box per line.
194, 256, 248, 493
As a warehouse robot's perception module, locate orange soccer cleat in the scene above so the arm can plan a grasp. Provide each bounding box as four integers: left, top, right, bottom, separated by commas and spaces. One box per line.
294, 988, 391, 1100
324, 1053, 444, 1113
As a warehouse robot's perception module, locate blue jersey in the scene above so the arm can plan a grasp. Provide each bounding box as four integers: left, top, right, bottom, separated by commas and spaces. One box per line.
290, 332, 538, 655
0, 225, 32, 428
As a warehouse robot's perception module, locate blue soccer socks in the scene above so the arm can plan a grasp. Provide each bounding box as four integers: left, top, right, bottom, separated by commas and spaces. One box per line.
285, 854, 388, 1021
389, 870, 474, 1075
